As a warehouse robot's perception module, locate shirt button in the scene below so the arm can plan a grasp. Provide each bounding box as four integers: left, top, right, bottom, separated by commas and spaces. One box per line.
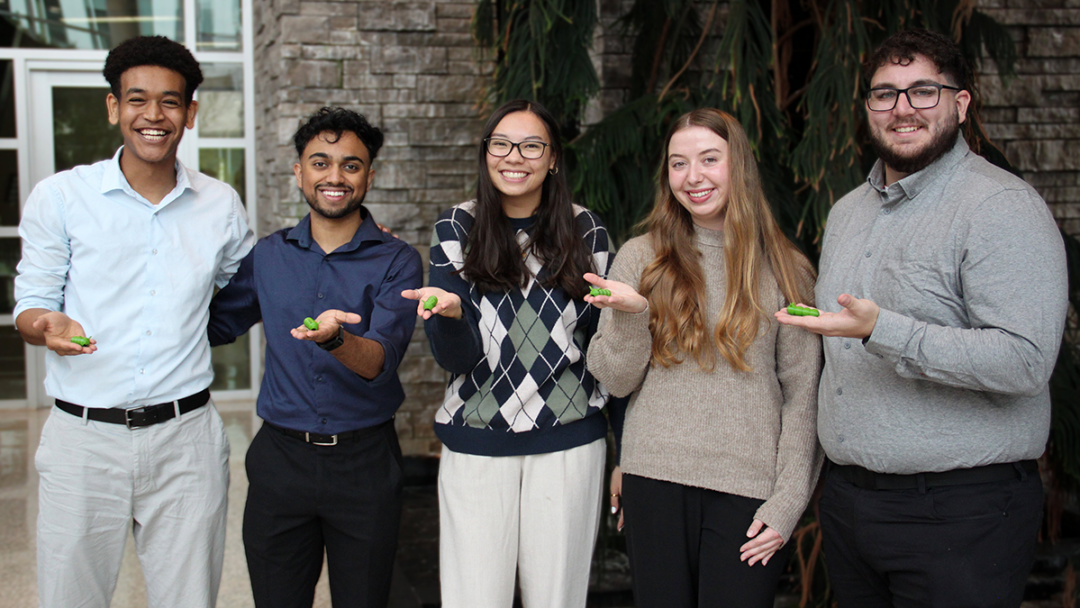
883, 209, 891, 215
139, 369, 145, 374
320, 418, 327, 425
316, 375, 323, 382
145, 330, 152, 336
836, 387, 843, 396
318, 293, 324, 299
838, 435, 845, 443
864, 251, 872, 258
150, 290, 156, 296
152, 249, 158, 255
844, 342, 851, 349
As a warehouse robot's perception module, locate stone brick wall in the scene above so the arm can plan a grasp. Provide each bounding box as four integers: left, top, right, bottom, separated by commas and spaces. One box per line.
252, 0, 489, 455
980, 1, 1080, 237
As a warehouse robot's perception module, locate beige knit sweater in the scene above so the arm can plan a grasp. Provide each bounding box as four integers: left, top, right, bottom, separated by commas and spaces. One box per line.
588, 226, 823, 541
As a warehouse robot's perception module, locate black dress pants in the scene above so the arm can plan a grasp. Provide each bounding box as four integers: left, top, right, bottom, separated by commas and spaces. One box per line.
621, 474, 793, 608
243, 420, 403, 608
819, 464, 1043, 608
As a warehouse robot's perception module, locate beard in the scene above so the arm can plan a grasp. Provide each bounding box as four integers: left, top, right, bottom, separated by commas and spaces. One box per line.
869, 110, 961, 176
302, 186, 366, 219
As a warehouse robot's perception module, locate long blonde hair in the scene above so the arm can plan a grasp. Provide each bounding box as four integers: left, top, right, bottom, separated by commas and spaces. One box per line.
639, 108, 814, 371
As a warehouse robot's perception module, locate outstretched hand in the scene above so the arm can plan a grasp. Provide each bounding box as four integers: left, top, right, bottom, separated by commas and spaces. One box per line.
774, 294, 880, 339
291, 310, 361, 342
583, 273, 648, 314
739, 520, 784, 566
401, 287, 462, 320
33, 312, 97, 356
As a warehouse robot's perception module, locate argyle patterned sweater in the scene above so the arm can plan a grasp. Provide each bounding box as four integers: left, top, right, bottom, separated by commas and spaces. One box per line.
424, 201, 611, 456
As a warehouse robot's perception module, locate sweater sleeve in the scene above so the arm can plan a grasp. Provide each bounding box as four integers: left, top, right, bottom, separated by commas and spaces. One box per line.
753, 264, 825, 542
587, 236, 654, 398
424, 207, 485, 375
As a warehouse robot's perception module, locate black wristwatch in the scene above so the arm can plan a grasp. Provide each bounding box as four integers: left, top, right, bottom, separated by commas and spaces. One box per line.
316, 328, 345, 352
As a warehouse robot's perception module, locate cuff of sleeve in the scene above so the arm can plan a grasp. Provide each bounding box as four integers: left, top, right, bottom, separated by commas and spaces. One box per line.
610, 307, 651, 338
426, 313, 474, 342
753, 499, 803, 543
357, 336, 396, 386
863, 308, 914, 361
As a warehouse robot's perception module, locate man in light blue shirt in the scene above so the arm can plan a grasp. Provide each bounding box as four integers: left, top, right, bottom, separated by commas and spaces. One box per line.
14, 36, 253, 608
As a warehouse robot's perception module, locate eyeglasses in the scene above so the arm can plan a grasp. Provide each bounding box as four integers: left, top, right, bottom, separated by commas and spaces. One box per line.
484, 138, 550, 159
866, 83, 962, 112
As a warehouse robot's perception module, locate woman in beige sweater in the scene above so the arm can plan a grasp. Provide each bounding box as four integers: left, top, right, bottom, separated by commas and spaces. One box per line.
585, 108, 823, 607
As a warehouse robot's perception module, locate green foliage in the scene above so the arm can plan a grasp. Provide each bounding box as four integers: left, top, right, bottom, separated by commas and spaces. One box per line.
473, 0, 1018, 251
472, 0, 599, 136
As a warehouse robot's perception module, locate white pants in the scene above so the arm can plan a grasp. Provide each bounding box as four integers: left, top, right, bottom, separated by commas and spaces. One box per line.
438, 438, 606, 608
35, 401, 230, 608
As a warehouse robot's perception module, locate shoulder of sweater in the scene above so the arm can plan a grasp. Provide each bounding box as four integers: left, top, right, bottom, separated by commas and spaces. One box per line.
613, 234, 655, 259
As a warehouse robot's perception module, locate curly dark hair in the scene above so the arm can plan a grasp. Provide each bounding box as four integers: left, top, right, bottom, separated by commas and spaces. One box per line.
293, 107, 385, 161
103, 36, 203, 104
863, 29, 972, 91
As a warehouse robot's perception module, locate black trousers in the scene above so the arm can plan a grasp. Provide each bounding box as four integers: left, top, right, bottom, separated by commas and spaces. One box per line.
243, 420, 403, 608
621, 474, 793, 608
819, 463, 1043, 608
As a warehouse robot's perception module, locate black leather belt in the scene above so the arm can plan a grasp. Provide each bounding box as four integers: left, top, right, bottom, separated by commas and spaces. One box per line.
55, 388, 211, 429
263, 419, 391, 447
832, 459, 1037, 491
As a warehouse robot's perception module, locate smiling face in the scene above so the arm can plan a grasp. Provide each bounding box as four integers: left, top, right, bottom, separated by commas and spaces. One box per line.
485, 111, 555, 216
294, 130, 374, 220
667, 125, 731, 232
107, 65, 196, 170
866, 54, 971, 183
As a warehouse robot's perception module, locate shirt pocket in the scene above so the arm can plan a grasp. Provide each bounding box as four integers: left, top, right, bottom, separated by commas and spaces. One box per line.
879, 258, 966, 328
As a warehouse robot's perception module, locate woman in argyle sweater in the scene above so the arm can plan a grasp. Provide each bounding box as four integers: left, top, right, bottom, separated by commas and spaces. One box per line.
403, 99, 612, 608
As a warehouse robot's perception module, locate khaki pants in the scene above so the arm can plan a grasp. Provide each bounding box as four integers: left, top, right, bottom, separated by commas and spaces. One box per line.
35, 401, 229, 608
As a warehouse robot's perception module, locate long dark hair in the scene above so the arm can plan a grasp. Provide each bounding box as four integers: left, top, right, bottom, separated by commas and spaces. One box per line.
462, 99, 594, 298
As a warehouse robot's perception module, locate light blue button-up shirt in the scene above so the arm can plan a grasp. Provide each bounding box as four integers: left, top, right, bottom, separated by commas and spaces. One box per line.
15, 147, 254, 408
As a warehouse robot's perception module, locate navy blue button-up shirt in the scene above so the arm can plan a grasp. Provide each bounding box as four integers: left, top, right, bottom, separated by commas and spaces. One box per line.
208, 209, 423, 434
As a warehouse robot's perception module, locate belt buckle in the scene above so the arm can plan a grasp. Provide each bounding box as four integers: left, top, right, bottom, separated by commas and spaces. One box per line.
124, 406, 150, 429
306, 432, 338, 446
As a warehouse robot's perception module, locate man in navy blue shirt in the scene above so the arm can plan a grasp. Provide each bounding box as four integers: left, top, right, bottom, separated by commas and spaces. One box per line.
208, 107, 422, 608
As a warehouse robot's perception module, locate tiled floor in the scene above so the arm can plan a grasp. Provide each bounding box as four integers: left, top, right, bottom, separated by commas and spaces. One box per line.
0, 400, 340, 608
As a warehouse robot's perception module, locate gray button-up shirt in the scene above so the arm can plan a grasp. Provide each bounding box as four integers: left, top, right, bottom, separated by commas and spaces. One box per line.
816, 138, 1067, 474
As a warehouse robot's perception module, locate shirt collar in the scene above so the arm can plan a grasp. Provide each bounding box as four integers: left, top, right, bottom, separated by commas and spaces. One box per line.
868, 136, 970, 201
100, 146, 195, 202
287, 206, 387, 253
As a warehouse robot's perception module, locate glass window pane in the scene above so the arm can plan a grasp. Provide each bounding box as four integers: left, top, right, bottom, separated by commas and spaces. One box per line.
198, 64, 244, 138
0, 0, 183, 50
199, 148, 245, 204
210, 334, 251, 391
0, 237, 18, 314
53, 87, 123, 173
197, 0, 241, 52
0, 59, 14, 137
0, 325, 27, 399
0, 150, 17, 225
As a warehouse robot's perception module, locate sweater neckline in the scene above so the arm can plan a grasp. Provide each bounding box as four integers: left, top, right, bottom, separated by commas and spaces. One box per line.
693, 225, 724, 249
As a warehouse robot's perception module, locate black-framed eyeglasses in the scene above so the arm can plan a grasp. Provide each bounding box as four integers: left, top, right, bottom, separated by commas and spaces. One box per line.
866, 83, 962, 112
484, 138, 550, 159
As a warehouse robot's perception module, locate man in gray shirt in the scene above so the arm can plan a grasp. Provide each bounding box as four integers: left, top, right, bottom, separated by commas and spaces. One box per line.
777, 29, 1067, 607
